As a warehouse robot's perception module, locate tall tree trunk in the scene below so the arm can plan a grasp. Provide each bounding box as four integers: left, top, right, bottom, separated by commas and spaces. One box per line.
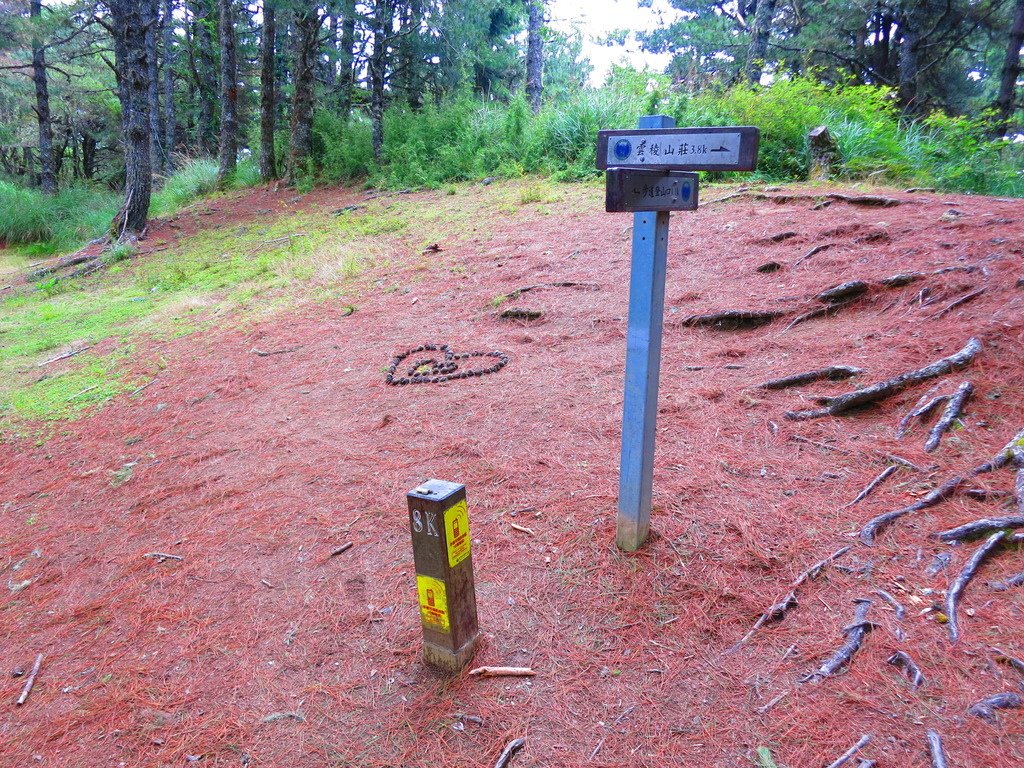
217, 0, 238, 184
395, 0, 423, 108
991, 0, 1024, 136
260, 0, 278, 181
369, 0, 393, 160
82, 130, 96, 180
897, 9, 922, 113
109, 0, 154, 237
193, 0, 217, 155
288, 1, 321, 183
745, 0, 778, 84
31, 0, 57, 195
338, 0, 356, 117
525, 0, 544, 114
146, 0, 163, 176
162, 0, 178, 172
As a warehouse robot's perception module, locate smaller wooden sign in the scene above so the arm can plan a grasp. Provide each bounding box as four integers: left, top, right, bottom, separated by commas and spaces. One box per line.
605, 169, 699, 213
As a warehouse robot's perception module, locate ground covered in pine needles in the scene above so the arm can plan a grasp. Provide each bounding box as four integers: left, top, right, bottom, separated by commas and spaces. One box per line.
2, 179, 1023, 767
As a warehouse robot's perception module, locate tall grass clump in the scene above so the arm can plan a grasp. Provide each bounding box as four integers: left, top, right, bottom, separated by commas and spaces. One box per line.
0, 181, 119, 253
150, 158, 220, 215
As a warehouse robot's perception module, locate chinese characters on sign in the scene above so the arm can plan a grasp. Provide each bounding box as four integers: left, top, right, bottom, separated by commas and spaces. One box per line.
596, 126, 759, 172
605, 169, 698, 213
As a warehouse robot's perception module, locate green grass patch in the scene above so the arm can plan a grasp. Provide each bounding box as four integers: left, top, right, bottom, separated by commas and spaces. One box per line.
3, 353, 130, 422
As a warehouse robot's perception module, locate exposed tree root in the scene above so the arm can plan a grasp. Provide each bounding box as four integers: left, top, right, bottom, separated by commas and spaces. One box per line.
924, 382, 973, 452
823, 734, 873, 768
817, 280, 869, 304
886, 651, 924, 687
793, 243, 834, 267
843, 466, 899, 508
935, 515, 1024, 542
788, 338, 982, 421
507, 281, 599, 299
860, 429, 1024, 544
732, 546, 851, 649
991, 572, 1024, 591
946, 531, 1005, 643
880, 272, 925, 288
493, 737, 526, 768
896, 385, 949, 439
682, 309, 784, 331
930, 287, 986, 319
926, 730, 949, 768
801, 599, 873, 682
872, 589, 907, 619
967, 692, 1022, 723
756, 366, 863, 390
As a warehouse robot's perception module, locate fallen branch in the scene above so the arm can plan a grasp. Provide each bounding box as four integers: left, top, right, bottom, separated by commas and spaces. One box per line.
824, 733, 873, 768
15, 654, 43, 706
252, 345, 304, 357
801, 599, 873, 682
926, 730, 949, 768
790, 435, 851, 454
886, 651, 924, 687
509, 523, 535, 535
946, 531, 1005, 643
872, 589, 907, 620
924, 382, 973, 453
29, 252, 95, 279
967, 692, 1022, 723
734, 547, 851, 648
930, 287, 986, 320
143, 552, 183, 562
843, 466, 899, 508
469, 666, 535, 678
682, 309, 784, 331
330, 542, 353, 557
493, 738, 526, 768
757, 366, 863, 390
787, 338, 982, 421
792, 243, 834, 267
37, 345, 93, 367
935, 514, 1024, 543
507, 281, 599, 299
875, 452, 925, 472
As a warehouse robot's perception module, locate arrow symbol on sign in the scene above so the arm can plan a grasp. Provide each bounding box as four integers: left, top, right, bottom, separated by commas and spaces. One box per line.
710, 145, 729, 152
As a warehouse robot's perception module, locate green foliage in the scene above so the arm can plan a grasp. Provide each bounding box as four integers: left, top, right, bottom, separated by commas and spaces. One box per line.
150, 158, 220, 216
0, 182, 119, 253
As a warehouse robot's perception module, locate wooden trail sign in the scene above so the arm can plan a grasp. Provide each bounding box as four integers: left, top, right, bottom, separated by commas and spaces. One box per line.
602, 117, 759, 551
597, 126, 759, 172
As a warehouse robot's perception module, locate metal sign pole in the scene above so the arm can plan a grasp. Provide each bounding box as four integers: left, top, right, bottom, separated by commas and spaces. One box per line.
616, 114, 674, 552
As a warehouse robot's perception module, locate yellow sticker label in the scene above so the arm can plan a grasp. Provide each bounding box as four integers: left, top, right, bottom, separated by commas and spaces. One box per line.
416, 575, 450, 633
444, 499, 471, 568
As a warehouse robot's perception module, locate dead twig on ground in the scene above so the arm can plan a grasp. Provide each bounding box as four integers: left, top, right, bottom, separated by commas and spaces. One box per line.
757, 366, 863, 390
143, 552, 183, 562
37, 345, 93, 367
469, 667, 535, 678
252, 345, 304, 357
991, 572, 1024, 591
872, 589, 907, 620
15, 654, 43, 706
801, 599, 873, 682
843, 466, 899, 508
682, 309, 784, 331
924, 382, 973, 452
329, 542, 353, 557
930, 287, 986, 319
789, 435, 851, 454
946, 531, 1005, 643
787, 338, 982, 421
260, 711, 305, 723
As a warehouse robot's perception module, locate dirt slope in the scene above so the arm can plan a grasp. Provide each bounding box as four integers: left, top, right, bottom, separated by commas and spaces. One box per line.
1, 181, 1023, 767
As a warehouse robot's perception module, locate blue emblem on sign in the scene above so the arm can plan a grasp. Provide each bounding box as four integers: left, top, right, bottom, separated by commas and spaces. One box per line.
614, 139, 632, 160
681, 181, 691, 200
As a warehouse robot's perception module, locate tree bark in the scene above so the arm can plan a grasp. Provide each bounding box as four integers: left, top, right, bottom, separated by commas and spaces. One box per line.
897, 8, 921, 113
31, 0, 57, 195
192, 0, 217, 155
337, 0, 356, 117
526, 0, 544, 113
109, 0, 154, 237
260, 0, 277, 181
745, 0, 778, 84
217, 0, 238, 184
289, 1, 322, 183
146, 0, 163, 176
369, 0, 393, 160
162, 0, 177, 172
991, 0, 1024, 136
